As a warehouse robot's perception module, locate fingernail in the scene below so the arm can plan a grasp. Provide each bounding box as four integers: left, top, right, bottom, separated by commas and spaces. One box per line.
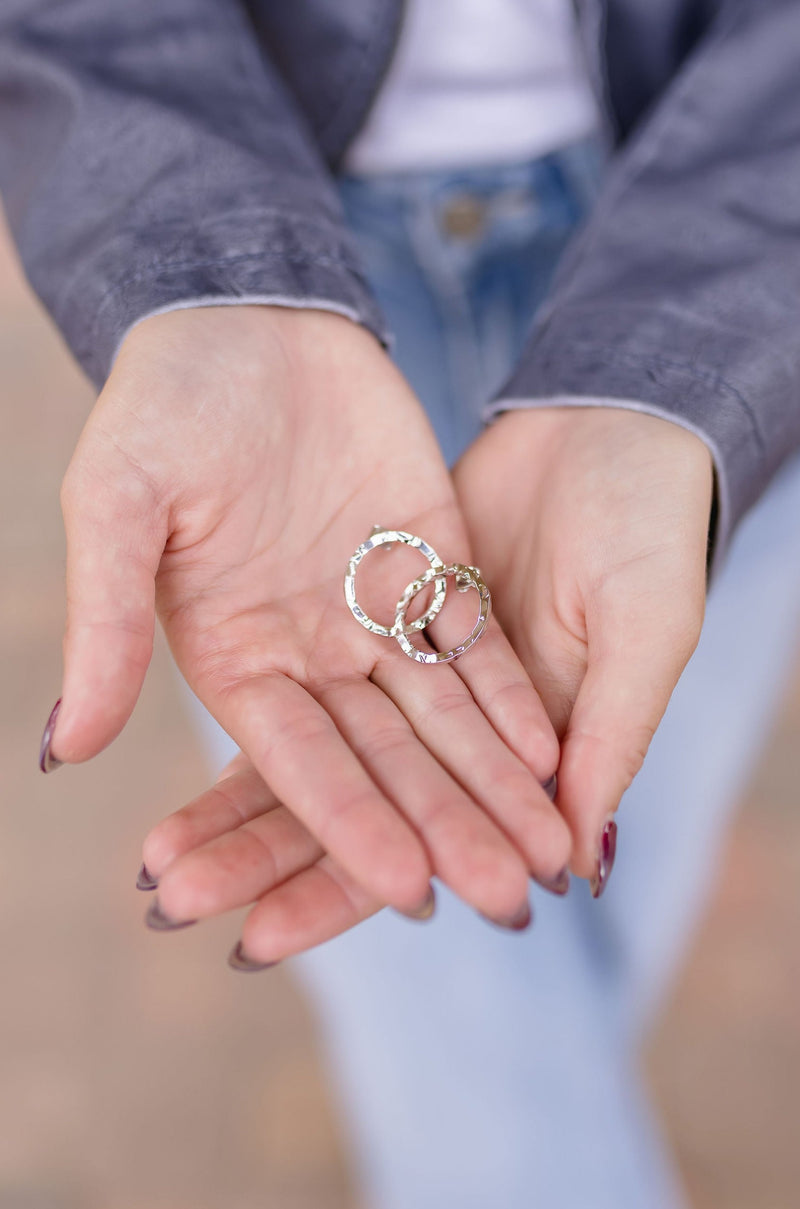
590, 817, 618, 899
541, 773, 558, 802
534, 866, 570, 896
397, 886, 436, 922
482, 901, 533, 932
39, 697, 63, 773
144, 898, 197, 932
227, 941, 279, 972
136, 863, 158, 891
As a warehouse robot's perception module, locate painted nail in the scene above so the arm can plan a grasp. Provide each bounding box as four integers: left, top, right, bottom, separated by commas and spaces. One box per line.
136, 863, 159, 891
39, 697, 63, 773
227, 941, 279, 972
590, 817, 618, 899
541, 773, 558, 802
482, 901, 533, 932
397, 886, 436, 922
534, 866, 570, 896
144, 898, 197, 932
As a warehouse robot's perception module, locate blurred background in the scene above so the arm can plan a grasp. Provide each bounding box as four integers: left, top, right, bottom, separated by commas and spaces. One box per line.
1, 211, 799, 1209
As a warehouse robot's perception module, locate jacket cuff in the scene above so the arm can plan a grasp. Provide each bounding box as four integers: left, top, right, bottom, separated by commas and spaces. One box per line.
59, 210, 390, 388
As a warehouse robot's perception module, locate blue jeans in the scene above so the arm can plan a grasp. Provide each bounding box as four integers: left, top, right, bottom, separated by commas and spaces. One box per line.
185, 137, 800, 1209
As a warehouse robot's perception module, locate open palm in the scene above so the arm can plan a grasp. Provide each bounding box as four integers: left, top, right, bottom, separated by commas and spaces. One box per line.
51, 306, 570, 930
136, 401, 714, 966
454, 405, 714, 892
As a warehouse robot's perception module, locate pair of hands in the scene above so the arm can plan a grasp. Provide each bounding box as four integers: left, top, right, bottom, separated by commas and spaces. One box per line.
45, 306, 713, 964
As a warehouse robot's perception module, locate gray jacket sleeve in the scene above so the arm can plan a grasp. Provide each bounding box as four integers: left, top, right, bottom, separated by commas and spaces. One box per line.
488, 0, 800, 571
0, 0, 388, 387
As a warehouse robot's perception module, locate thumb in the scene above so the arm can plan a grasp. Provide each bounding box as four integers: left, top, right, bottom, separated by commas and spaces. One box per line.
40, 448, 168, 771
555, 589, 704, 896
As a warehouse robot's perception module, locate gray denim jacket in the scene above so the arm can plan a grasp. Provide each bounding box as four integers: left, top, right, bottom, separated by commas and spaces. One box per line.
1, 0, 799, 567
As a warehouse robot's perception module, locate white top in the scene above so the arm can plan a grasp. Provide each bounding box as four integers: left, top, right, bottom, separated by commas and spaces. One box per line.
343, 0, 600, 174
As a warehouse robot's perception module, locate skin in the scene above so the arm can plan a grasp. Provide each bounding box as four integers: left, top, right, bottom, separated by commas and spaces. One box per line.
50, 306, 571, 927
455, 406, 713, 880
140, 391, 713, 962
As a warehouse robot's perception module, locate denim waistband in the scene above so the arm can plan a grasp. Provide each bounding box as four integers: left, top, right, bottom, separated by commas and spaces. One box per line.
335, 133, 606, 215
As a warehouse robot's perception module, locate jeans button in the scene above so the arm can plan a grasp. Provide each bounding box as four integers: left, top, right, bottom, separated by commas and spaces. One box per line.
440, 194, 487, 239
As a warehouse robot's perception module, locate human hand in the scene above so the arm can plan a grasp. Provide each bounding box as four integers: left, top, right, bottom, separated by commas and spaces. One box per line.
453, 406, 714, 895
45, 307, 571, 924
138, 750, 381, 965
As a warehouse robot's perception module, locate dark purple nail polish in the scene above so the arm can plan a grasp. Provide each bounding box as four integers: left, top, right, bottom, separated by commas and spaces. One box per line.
227, 941, 279, 972
39, 697, 63, 773
136, 863, 158, 891
535, 866, 570, 896
397, 886, 436, 922
145, 898, 197, 932
590, 818, 618, 899
541, 773, 558, 802
483, 901, 533, 932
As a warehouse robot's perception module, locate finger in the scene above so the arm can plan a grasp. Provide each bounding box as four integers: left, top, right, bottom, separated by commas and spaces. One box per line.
235, 855, 383, 967
48, 450, 167, 766
404, 566, 559, 774
207, 670, 434, 914
371, 652, 572, 886
214, 749, 249, 782
316, 677, 532, 923
557, 589, 703, 892
442, 616, 560, 782
154, 802, 324, 922
142, 760, 282, 877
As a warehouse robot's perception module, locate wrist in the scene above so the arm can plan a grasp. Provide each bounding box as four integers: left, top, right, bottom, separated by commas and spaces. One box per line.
119, 303, 381, 368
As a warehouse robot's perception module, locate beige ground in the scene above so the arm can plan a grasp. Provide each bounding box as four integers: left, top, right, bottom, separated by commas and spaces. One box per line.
1, 218, 798, 1209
